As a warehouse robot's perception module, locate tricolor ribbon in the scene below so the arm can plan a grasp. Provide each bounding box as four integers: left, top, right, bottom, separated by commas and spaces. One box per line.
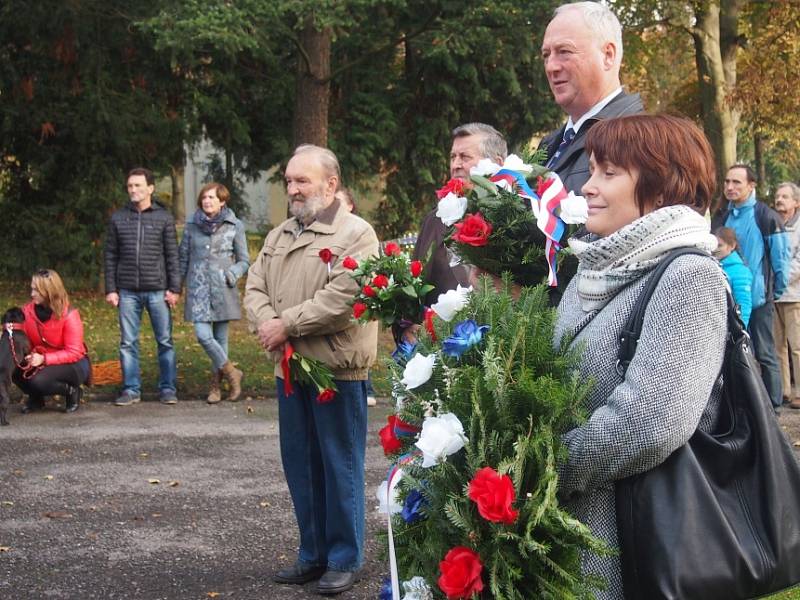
489, 169, 569, 287
393, 417, 421, 439
281, 343, 294, 395
385, 451, 421, 600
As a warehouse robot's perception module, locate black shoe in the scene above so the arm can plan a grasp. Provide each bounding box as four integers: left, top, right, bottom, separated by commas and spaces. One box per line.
65, 386, 82, 413
317, 570, 358, 595
21, 396, 44, 414
273, 563, 326, 585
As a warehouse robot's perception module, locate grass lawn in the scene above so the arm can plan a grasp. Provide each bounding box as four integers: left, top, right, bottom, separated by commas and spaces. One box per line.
0, 276, 395, 401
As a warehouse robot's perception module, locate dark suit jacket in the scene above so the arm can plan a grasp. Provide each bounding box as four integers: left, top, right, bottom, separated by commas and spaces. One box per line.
539, 91, 645, 195
539, 91, 644, 305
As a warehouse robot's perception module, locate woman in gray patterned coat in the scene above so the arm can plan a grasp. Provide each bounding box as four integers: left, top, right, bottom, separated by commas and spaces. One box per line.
553, 114, 727, 598
179, 183, 250, 402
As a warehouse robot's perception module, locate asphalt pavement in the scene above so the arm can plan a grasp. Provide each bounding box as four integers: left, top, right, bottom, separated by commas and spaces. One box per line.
0, 395, 392, 600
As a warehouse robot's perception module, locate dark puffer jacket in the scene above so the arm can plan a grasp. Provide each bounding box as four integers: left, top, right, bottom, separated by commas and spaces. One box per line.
104, 202, 181, 293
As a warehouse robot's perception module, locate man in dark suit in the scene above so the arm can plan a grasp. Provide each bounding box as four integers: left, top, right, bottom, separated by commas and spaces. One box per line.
539, 1, 644, 194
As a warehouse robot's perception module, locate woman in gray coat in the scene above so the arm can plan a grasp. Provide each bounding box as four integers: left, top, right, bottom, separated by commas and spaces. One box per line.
553, 115, 727, 598
179, 183, 250, 402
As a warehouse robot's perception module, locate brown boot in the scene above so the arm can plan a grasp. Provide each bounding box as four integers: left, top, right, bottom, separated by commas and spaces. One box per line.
207, 370, 222, 404
221, 361, 243, 402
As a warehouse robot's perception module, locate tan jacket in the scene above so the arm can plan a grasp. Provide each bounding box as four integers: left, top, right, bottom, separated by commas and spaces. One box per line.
244, 199, 379, 380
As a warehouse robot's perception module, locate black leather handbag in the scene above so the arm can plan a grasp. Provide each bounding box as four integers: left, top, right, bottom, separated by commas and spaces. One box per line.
615, 248, 800, 600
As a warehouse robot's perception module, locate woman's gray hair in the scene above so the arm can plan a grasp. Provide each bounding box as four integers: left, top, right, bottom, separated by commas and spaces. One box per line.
777, 182, 800, 202
554, 1, 623, 65
451, 123, 508, 162
293, 144, 340, 179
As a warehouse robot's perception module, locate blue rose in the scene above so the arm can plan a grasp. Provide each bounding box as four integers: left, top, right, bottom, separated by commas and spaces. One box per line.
442, 319, 490, 358
392, 338, 417, 364
401, 488, 428, 524
379, 576, 393, 600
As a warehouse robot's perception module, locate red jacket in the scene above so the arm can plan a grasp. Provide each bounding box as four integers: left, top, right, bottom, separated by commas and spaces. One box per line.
22, 302, 87, 365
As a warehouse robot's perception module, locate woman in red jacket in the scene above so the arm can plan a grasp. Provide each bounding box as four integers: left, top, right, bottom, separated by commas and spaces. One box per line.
15, 269, 89, 414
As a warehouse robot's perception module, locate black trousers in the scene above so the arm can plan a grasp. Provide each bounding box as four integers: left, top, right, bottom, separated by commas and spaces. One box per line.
13, 357, 89, 398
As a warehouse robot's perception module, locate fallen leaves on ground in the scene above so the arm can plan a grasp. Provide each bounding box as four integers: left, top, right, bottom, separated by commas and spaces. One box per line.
44, 475, 54, 480
168, 480, 179, 487
147, 478, 160, 484
43, 511, 72, 519
0, 547, 10, 552
1, 501, 13, 507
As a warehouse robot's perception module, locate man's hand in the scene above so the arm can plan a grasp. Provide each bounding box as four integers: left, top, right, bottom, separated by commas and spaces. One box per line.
165, 291, 180, 308
105, 292, 120, 307
258, 318, 289, 352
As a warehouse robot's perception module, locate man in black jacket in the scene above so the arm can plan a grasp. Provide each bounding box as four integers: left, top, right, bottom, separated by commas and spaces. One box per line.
104, 167, 181, 406
539, 1, 644, 195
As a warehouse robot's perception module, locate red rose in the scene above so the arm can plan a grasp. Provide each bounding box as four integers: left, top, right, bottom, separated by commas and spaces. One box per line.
384, 242, 401, 256
452, 212, 492, 247
372, 274, 389, 289
342, 256, 358, 270
318, 248, 333, 264
363, 285, 377, 297
410, 260, 423, 278
353, 302, 368, 319
436, 178, 466, 200
438, 546, 484, 600
467, 466, 519, 524
379, 415, 403, 455
316, 388, 335, 403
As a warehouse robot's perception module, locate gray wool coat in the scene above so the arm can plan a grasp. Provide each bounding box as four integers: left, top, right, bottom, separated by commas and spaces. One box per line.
179, 210, 250, 323
553, 253, 728, 599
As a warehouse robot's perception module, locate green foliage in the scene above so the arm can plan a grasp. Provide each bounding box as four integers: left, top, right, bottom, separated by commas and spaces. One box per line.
385, 279, 608, 598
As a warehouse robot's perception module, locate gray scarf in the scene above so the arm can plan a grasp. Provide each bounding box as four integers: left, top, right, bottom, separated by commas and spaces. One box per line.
569, 205, 717, 311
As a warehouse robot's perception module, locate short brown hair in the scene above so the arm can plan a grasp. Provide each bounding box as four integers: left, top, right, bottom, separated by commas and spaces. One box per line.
196, 182, 230, 207
584, 114, 716, 215
714, 226, 739, 250
127, 167, 155, 186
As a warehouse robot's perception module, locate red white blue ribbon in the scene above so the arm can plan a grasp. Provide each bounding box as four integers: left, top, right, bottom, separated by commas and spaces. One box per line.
489, 169, 569, 287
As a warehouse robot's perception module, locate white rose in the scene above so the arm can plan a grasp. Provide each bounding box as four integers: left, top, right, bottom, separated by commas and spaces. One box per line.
470, 158, 501, 177
436, 192, 468, 226
415, 413, 467, 468
560, 191, 588, 224
402, 576, 434, 600
430, 284, 472, 322
376, 470, 403, 514
400, 353, 436, 389
502, 153, 533, 174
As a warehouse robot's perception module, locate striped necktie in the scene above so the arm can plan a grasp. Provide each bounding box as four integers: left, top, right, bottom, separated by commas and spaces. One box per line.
546, 127, 575, 169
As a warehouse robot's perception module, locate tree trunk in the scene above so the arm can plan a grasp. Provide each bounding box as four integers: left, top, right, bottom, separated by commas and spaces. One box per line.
170, 163, 185, 223
691, 0, 744, 203
292, 19, 331, 148
753, 132, 767, 199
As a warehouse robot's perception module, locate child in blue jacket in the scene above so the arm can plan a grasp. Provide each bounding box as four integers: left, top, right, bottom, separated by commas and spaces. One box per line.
715, 227, 754, 327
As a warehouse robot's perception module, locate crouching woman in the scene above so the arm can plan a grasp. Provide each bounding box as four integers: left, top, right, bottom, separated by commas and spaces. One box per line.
17, 269, 89, 414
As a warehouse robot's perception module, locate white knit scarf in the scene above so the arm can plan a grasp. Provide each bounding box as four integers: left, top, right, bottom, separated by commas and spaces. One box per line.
569, 205, 718, 311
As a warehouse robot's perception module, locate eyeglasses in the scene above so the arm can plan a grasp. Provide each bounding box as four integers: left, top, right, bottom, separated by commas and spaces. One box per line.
36, 269, 51, 278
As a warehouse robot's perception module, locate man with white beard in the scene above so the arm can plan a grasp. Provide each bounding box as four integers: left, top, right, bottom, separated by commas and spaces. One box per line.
244, 144, 379, 595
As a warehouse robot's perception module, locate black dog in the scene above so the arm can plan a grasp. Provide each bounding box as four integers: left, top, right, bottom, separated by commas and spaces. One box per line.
0, 308, 30, 426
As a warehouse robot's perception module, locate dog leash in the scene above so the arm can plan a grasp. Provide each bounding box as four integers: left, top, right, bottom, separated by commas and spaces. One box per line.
5, 323, 40, 380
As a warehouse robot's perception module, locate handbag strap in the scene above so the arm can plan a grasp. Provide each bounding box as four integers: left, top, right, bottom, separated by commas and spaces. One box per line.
616, 247, 742, 376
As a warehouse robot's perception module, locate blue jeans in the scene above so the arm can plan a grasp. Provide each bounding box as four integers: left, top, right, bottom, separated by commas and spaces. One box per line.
118, 289, 177, 396
194, 321, 229, 371
277, 378, 368, 571
749, 301, 783, 407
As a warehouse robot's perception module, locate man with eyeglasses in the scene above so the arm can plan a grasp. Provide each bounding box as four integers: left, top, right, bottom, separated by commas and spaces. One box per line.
104, 167, 181, 406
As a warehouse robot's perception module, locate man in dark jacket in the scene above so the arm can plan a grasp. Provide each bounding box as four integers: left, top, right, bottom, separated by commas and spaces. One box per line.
412, 122, 507, 306
539, 1, 644, 194
104, 167, 181, 406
